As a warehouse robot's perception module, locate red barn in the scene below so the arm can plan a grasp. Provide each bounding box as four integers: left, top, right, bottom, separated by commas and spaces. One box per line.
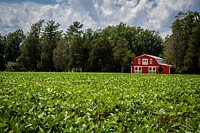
131, 54, 171, 74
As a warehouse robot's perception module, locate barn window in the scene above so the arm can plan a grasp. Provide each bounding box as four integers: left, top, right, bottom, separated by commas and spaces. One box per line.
142, 59, 148, 65
134, 67, 142, 73
138, 58, 141, 64
149, 67, 151, 71
150, 59, 152, 64
148, 67, 156, 73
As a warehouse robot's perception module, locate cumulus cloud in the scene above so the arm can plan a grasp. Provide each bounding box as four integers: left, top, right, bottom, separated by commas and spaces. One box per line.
0, 0, 199, 38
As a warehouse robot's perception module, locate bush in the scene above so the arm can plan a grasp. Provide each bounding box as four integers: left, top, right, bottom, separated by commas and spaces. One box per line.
6, 62, 26, 71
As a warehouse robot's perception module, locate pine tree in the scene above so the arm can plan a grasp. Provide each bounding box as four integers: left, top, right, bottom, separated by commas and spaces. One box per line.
19, 20, 44, 71
39, 20, 62, 71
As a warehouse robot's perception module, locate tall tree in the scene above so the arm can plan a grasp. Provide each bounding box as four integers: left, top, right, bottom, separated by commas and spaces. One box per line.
39, 20, 62, 71
163, 19, 185, 71
66, 21, 84, 71
89, 35, 114, 72
81, 29, 93, 71
0, 34, 6, 71
184, 14, 200, 74
139, 30, 162, 56
53, 36, 70, 71
163, 11, 200, 73
68, 36, 84, 71
113, 39, 135, 72
1, 20, 164, 72
19, 20, 44, 71
4, 29, 25, 62
67, 21, 83, 37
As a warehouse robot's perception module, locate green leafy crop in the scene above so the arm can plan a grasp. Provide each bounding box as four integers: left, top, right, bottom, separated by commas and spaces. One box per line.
0, 72, 199, 132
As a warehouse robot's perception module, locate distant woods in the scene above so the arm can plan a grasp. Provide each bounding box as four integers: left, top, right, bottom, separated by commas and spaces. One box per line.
0, 11, 199, 73
0, 21, 162, 72
163, 11, 200, 74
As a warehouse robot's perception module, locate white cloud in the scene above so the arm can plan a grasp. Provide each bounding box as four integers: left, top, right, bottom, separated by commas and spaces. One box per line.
0, 0, 199, 38
55, 0, 65, 3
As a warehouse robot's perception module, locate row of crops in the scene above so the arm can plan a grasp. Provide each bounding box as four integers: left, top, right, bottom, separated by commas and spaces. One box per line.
0, 72, 200, 132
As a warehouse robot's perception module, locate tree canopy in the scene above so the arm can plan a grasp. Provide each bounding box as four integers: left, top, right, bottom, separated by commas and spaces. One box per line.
163, 11, 200, 74
2, 11, 199, 74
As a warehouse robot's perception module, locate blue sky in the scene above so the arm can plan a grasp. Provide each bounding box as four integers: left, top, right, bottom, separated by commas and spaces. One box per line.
0, 0, 199, 38
0, 0, 64, 4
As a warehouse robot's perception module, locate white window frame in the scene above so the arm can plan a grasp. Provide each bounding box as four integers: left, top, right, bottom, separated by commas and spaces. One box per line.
148, 67, 156, 74
142, 58, 148, 65
150, 58, 152, 64
134, 66, 142, 73
138, 58, 141, 64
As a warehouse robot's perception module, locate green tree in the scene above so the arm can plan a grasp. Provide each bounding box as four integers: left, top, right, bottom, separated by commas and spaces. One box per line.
4, 29, 25, 62
67, 21, 83, 37
86, 23, 162, 72
139, 30, 162, 56
39, 20, 62, 71
66, 21, 84, 71
19, 20, 44, 71
163, 19, 185, 71
163, 11, 200, 73
163, 35, 174, 65
53, 36, 70, 71
100, 23, 162, 57
68, 36, 85, 71
0, 34, 6, 71
81, 29, 93, 71
184, 17, 200, 74
113, 39, 135, 72
1, 21, 164, 72
89, 34, 114, 72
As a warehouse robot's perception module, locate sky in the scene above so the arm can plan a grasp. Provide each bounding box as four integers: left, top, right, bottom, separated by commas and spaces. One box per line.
0, 0, 199, 38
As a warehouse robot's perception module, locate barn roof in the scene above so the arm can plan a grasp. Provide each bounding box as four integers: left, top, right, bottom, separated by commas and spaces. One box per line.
145, 54, 162, 60
135, 54, 161, 59
136, 54, 168, 65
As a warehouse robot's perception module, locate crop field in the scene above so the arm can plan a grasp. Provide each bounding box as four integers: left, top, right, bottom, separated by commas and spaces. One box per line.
0, 72, 200, 132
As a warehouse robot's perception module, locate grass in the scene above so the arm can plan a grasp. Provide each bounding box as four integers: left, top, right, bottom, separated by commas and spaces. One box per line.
0, 72, 200, 132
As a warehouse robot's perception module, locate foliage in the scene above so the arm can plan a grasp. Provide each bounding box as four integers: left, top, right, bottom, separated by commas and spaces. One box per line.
53, 36, 70, 71
89, 35, 114, 72
0, 21, 163, 72
38, 20, 62, 71
163, 11, 200, 74
0, 34, 6, 71
0, 72, 199, 132
5, 62, 25, 72
4, 29, 25, 63
1, 12, 200, 73
184, 14, 200, 74
66, 22, 84, 71
19, 20, 44, 71
113, 39, 135, 72
67, 21, 83, 37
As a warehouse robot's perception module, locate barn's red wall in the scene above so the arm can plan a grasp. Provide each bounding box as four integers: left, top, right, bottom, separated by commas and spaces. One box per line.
131, 54, 170, 74
133, 55, 159, 66
159, 65, 170, 74
131, 67, 134, 73
142, 67, 148, 73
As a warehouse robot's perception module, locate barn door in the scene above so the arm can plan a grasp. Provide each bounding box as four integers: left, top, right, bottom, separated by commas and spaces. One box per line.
148, 67, 156, 74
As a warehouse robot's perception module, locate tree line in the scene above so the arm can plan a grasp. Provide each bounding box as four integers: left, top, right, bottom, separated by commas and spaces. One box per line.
0, 21, 162, 72
0, 11, 199, 73
163, 11, 200, 74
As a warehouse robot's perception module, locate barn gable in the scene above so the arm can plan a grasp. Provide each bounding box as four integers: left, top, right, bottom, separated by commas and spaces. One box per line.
131, 54, 171, 74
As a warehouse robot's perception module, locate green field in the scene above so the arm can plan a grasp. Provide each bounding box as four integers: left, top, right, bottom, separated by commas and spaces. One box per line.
0, 72, 200, 132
